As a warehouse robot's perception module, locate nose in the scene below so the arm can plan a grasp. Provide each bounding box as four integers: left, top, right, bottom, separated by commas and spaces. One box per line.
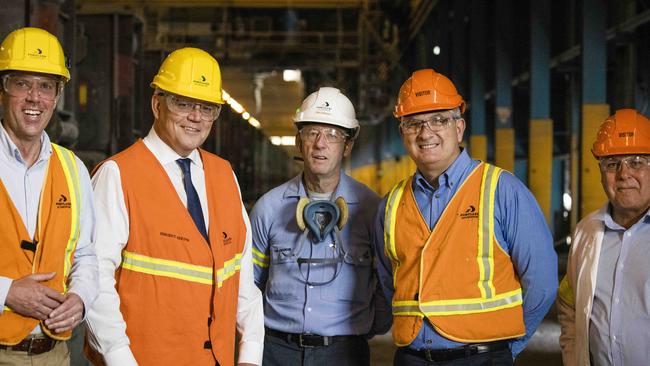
24, 86, 41, 102
616, 161, 632, 179
187, 104, 203, 122
313, 131, 328, 148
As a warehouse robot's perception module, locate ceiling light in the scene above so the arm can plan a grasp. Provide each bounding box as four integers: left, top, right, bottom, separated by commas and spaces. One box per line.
242, 111, 250, 120
433, 46, 441, 55
283, 69, 302, 82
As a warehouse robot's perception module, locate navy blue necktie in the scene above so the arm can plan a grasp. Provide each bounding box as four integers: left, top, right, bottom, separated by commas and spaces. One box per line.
176, 158, 209, 243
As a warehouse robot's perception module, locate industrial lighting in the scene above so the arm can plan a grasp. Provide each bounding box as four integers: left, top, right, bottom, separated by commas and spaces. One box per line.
248, 117, 261, 129
433, 46, 441, 55
270, 135, 296, 146
242, 111, 250, 120
283, 69, 302, 82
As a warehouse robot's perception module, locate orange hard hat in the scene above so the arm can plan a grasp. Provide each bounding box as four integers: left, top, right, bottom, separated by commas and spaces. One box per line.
592, 108, 650, 158
394, 69, 466, 118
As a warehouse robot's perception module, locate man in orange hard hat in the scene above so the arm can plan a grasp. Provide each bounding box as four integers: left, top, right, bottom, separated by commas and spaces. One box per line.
85, 48, 263, 366
0, 27, 99, 364
373, 69, 558, 365
558, 109, 650, 366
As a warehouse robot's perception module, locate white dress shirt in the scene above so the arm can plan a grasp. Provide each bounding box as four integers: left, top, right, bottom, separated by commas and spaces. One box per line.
85, 127, 264, 365
0, 121, 99, 334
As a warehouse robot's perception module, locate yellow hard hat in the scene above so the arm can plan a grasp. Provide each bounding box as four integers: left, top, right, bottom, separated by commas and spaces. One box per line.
150, 47, 224, 105
0, 27, 70, 81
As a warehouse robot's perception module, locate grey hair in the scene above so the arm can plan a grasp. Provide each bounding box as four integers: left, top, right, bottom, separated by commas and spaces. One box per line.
450, 108, 462, 120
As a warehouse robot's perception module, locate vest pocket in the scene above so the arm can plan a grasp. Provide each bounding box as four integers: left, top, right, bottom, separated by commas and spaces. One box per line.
321, 245, 373, 303
266, 246, 300, 301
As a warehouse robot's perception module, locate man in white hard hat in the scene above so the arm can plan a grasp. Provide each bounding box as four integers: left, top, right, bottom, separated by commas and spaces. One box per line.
249, 87, 390, 366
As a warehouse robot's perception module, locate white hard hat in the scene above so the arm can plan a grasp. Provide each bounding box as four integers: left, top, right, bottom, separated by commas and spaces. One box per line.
293, 87, 359, 137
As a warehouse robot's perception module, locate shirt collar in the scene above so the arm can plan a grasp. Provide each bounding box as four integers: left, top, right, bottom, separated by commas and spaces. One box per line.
143, 127, 203, 169
0, 120, 51, 166
595, 204, 650, 231
282, 170, 360, 203
414, 148, 472, 192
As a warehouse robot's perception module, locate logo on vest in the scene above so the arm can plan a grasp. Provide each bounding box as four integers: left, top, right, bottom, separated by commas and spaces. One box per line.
222, 231, 232, 245
459, 205, 478, 219
56, 194, 71, 209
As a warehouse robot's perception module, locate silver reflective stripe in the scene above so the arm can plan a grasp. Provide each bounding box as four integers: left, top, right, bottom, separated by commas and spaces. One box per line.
392, 304, 422, 314
479, 164, 496, 298
216, 254, 242, 287
418, 292, 523, 315
122, 253, 213, 285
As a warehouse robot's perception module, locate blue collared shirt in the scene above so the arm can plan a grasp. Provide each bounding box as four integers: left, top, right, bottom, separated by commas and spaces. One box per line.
373, 149, 558, 356
250, 172, 391, 336
0, 122, 98, 330
589, 207, 650, 366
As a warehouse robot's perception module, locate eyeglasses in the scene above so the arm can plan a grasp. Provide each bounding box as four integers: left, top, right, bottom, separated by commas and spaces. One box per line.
1, 74, 62, 101
400, 115, 455, 135
299, 126, 349, 144
161, 92, 222, 121
599, 155, 650, 172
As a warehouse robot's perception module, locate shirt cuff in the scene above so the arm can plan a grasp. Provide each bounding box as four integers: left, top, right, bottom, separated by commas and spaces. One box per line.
0, 277, 13, 313
103, 345, 139, 366
237, 340, 263, 365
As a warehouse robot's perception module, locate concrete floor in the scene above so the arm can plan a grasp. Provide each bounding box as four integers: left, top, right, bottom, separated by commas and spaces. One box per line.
369, 309, 563, 366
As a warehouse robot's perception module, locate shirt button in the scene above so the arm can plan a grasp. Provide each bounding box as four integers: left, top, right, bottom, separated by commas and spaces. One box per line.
612, 335, 617, 341
309, 286, 314, 289
307, 307, 312, 312
435, 194, 440, 199
615, 298, 619, 304
425, 340, 432, 344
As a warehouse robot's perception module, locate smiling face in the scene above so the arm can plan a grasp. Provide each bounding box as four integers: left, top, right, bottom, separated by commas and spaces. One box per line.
400, 110, 465, 181
151, 92, 215, 157
296, 123, 353, 181
0, 72, 59, 147
600, 154, 650, 226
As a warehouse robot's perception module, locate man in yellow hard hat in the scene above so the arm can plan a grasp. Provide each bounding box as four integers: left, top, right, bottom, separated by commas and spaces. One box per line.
373, 69, 558, 365
0, 27, 99, 364
84, 47, 263, 366
558, 109, 650, 366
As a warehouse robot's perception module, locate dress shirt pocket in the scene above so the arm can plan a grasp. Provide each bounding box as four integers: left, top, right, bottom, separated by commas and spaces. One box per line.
266, 245, 300, 301
321, 245, 373, 304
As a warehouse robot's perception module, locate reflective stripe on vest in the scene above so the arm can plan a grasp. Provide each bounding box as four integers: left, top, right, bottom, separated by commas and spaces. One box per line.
50, 144, 81, 292
385, 164, 522, 316
252, 247, 269, 268
121, 250, 242, 287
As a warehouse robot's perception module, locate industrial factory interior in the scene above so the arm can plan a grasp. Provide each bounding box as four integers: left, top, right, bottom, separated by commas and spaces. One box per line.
0, 0, 649, 365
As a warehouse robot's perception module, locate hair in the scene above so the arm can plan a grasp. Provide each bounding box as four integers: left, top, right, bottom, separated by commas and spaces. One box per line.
450, 107, 462, 120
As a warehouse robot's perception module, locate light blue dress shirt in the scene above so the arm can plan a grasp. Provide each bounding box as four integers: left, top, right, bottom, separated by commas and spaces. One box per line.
589, 208, 650, 366
0, 122, 98, 331
373, 149, 558, 357
250, 172, 391, 336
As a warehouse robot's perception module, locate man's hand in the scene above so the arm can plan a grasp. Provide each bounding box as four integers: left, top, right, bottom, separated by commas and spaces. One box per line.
5, 272, 65, 320
44, 292, 84, 334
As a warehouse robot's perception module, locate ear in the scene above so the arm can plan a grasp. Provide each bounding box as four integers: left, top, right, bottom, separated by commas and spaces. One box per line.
295, 133, 303, 154
343, 139, 355, 157
455, 118, 466, 143
151, 93, 161, 120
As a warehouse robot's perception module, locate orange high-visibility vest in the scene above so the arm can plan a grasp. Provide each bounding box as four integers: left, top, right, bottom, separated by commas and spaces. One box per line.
384, 163, 525, 346
0, 144, 81, 344
94, 141, 245, 366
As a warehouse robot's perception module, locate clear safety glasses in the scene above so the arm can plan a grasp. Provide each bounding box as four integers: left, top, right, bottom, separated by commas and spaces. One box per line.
299, 126, 349, 144
1, 74, 62, 101
599, 155, 650, 172
161, 92, 222, 121
400, 115, 455, 135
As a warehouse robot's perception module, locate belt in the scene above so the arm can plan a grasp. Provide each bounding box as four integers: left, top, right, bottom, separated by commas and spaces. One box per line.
265, 327, 361, 348
400, 341, 510, 362
0, 335, 58, 355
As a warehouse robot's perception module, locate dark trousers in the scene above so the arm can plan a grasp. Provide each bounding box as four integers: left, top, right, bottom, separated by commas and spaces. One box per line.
394, 347, 513, 366
262, 332, 370, 366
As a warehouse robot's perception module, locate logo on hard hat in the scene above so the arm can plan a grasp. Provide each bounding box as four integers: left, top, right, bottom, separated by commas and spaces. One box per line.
316, 101, 332, 113
415, 90, 431, 97
193, 75, 209, 87
28, 48, 46, 58
619, 132, 634, 138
